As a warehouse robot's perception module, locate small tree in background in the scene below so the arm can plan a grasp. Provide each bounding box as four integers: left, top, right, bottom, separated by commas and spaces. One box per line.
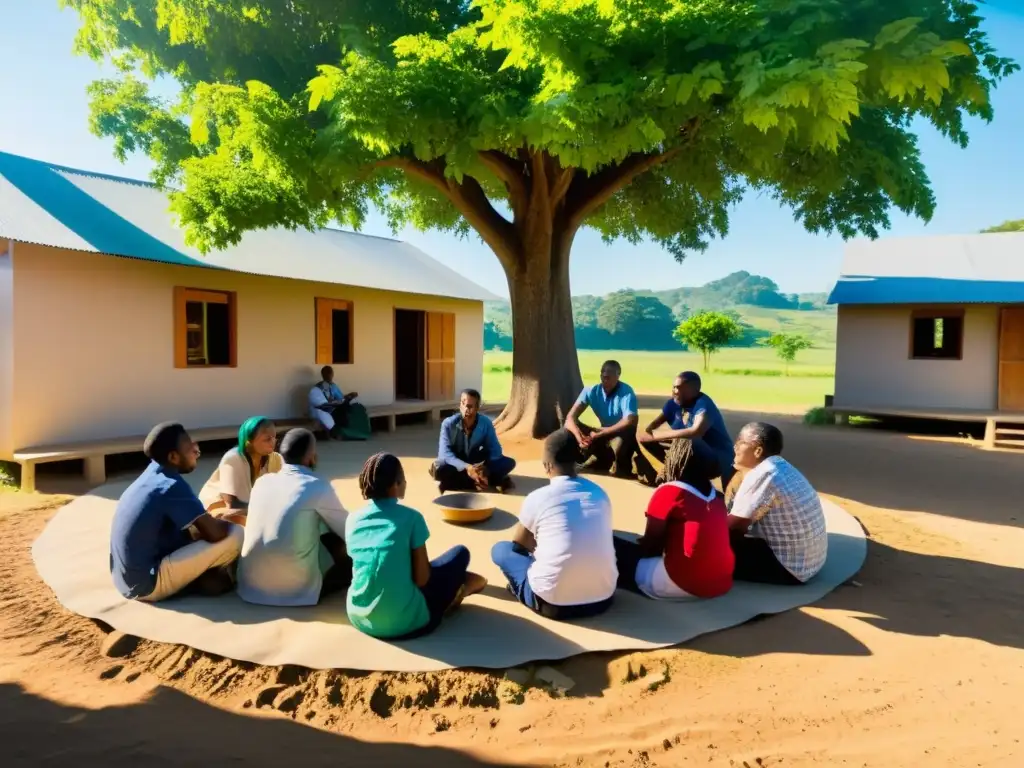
982, 218, 1024, 233
674, 311, 743, 371
763, 333, 813, 374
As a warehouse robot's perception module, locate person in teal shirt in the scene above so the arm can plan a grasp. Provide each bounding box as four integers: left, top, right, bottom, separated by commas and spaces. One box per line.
345, 452, 487, 640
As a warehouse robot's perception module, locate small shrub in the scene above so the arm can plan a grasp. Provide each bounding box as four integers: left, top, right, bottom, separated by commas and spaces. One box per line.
803, 406, 832, 425
0, 461, 18, 490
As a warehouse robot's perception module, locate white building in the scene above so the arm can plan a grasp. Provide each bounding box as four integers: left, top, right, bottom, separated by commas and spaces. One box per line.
827, 232, 1024, 448
0, 151, 497, 489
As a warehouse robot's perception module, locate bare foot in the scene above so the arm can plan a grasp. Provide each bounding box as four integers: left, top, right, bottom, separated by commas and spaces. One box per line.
446, 572, 488, 614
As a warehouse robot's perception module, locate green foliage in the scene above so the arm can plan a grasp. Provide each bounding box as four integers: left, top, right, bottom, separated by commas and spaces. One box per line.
763, 332, 814, 373
484, 271, 836, 351
982, 218, 1024, 233
673, 311, 744, 370
595, 291, 676, 338
65, 0, 1015, 257
0, 461, 18, 490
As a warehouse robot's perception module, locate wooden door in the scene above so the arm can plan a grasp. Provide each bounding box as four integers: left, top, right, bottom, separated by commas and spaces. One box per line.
425, 311, 455, 401
998, 307, 1024, 412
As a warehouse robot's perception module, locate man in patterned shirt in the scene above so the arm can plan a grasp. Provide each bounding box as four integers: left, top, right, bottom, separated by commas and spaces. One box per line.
726, 422, 827, 584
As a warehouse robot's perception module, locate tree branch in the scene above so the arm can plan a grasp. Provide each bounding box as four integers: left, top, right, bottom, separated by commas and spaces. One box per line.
478, 149, 528, 220
564, 117, 702, 232
375, 155, 520, 268
551, 167, 576, 207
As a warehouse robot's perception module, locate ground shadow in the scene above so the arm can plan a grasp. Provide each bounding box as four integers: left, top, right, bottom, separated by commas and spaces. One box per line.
152, 593, 590, 671
0, 682, 521, 767
715, 410, 1023, 529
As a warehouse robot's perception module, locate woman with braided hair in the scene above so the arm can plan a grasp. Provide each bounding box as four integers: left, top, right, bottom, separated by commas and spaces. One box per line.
613, 438, 734, 600
345, 452, 487, 639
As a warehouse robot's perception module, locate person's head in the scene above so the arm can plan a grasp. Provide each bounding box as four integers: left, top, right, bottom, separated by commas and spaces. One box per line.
239, 417, 277, 459
358, 452, 407, 501
321, 365, 334, 383
734, 422, 784, 470
657, 438, 717, 491
279, 428, 317, 469
459, 388, 482, 422
675, 371, 702, 406
600, 360, 622, 391
144, 422, 200, 474
542, 429, 581, 478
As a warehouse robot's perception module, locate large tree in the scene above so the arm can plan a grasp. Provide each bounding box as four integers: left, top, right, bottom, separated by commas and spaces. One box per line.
65, 0, 1015, 436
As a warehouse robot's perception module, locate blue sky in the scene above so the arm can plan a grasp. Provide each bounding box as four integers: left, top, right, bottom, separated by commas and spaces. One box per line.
1, 1, 1022, 298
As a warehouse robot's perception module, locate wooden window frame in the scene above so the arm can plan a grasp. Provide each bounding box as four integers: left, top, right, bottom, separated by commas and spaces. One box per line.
315, 297, 355, 366
908, 307, 965, 361
173, 287, 238, 369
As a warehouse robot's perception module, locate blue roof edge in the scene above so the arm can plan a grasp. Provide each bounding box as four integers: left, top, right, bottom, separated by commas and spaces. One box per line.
828, 275, 1024, 305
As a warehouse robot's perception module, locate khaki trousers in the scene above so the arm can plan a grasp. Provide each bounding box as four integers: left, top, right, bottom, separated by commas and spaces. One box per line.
140, 525, 244, 602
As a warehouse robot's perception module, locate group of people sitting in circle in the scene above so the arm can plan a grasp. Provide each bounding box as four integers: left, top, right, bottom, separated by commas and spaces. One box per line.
108, 360, 828, 641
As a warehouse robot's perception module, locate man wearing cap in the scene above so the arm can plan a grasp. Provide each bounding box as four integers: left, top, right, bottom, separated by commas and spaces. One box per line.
564, 359, 655, 482
109, 423, 244, 602
639, 371, 736, 488
237, 428, 352, 606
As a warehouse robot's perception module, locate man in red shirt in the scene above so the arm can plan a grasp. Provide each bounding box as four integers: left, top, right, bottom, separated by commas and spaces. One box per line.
613, 439, 734, 599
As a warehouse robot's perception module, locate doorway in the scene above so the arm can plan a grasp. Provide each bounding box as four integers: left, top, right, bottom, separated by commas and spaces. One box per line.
394, 309, 425, 401
998, 307, 1024, 412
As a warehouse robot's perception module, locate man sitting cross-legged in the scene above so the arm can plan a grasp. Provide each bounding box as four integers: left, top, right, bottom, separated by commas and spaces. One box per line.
638, 371, 735, 488
429, 388, 516, 493
237, 428, 353, 607
565, 360, 655, 482
491, 429, 617, 621
727, 422, 828, 585
110, 422, 243, 602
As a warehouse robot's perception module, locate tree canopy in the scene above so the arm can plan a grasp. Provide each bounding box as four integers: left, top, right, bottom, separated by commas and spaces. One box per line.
982, 218, 1024, 233
64, 0, 1016, 435
673, 311, 744, 370
763, 332, 814, 372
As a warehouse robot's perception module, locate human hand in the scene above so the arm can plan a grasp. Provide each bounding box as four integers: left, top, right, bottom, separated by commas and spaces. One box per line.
638, 431, 655, 445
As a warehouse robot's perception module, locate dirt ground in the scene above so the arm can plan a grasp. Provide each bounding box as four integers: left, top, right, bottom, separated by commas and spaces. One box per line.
1, 412, 1022, 767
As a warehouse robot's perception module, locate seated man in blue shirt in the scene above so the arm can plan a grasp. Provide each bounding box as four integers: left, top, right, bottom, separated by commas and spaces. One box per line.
430, 389, 517, 493
565, 360, 655, 482
639, 371, 736, 488
110, 422, 244, 602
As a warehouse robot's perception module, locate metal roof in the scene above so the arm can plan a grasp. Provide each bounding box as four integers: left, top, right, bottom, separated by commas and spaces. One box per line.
0, 151, 499, 302
828, 233, 1024, 305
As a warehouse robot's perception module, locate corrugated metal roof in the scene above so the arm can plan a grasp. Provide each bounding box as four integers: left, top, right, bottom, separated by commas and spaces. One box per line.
828, 233, 1024, 305
0, 151, 499, 302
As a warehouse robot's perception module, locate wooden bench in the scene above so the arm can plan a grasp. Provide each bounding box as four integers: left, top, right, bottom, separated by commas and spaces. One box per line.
12, 419, 313, 494
365, 399, 459, 433
11, 400, 464, 492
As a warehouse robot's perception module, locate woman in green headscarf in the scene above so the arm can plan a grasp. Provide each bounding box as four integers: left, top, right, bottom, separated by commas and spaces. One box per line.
199, 417, 283, 523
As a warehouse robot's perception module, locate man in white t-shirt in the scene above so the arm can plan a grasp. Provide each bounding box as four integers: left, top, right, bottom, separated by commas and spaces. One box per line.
238, 429, 352, 606
490, 429, 617, 620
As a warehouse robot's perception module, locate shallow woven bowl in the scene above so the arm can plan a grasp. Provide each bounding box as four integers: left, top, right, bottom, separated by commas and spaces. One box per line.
433, 493, 495, 524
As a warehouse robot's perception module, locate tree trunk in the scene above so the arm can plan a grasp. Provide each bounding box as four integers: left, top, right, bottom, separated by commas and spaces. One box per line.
493, 226, 583, 438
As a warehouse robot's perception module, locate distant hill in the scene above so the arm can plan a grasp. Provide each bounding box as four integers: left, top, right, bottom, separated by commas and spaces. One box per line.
484, 271, 836, 352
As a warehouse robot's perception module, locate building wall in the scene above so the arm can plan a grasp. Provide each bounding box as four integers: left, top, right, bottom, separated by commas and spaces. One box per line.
10, 244, 484, 450
0, 241, 14, 459
834, 303, 1000, 411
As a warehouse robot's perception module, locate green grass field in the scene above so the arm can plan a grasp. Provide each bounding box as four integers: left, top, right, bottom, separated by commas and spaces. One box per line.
483, 347, 835, 413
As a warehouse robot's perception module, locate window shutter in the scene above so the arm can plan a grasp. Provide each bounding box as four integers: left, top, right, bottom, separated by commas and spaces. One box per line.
315, 298, 334, 365
173, 286, 188, 368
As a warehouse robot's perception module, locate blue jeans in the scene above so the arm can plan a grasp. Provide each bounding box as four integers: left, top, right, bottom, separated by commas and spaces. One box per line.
490, 541, 613, 621
432, 446, 517, 490
393, 545, 471, 640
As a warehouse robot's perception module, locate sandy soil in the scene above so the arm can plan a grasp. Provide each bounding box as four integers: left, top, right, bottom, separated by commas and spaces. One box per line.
1, 413, 1022, 767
